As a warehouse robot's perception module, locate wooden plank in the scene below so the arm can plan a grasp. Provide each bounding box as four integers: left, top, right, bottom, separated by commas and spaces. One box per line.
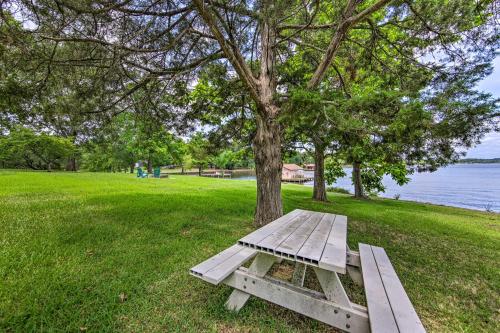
359, 243, 399, 333
275, 211, 324, 258
319, 215, 348, 273
224, 268, 370, 333
190, 244, 245, 276
296, 213, 335, 264
202, 247, 257, 284
238, 209, 302, 246
372, 246, 426, 333
256, 210, 313, 252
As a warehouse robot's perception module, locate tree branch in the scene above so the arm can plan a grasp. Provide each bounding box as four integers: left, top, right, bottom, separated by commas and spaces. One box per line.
193, 0, 261, 108
38, 25, 191, 54
344, 0, 393, 26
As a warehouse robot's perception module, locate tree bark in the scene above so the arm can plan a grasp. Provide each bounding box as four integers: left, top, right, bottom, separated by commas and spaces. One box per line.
253, 114, 283, 227
194, 0, 281, 226
252, 5, 283, 226
353, 161, 364, 198
198, 165, 202, 176
66, 157, 77, 171
147, 156, 152, 174
129, 162, 135, 174
312, 143, 327, 201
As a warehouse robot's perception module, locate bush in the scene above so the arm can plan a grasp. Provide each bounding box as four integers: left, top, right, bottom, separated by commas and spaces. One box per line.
326, 186, 350, 194
0, 127, 76, 171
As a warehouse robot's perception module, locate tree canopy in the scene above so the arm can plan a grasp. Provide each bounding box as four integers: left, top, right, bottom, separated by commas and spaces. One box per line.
1, 0, 499, 224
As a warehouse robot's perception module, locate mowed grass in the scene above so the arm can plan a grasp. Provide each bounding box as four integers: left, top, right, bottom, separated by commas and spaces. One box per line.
0, 171, 498, 332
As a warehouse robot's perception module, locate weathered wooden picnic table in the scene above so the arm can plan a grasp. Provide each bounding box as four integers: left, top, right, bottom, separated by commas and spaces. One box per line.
190, 209, 425, 333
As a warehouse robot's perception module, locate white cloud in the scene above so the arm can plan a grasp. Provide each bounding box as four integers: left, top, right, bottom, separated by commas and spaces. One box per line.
464, 56, 500, 159
477, 56, 500, 96
465, 132, 500, 158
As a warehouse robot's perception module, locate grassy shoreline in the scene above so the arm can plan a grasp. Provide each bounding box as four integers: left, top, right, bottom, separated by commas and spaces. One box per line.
0, 171, 498, 332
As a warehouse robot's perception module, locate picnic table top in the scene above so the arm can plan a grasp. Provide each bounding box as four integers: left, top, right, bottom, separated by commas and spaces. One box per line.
238, 209, 348, 273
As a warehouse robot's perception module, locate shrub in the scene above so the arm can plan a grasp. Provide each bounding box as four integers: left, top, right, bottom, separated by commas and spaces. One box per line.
326, 186, 350, 194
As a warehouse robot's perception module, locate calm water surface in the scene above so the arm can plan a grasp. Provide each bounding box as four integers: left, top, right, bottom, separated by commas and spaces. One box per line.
231, 164, 500, 213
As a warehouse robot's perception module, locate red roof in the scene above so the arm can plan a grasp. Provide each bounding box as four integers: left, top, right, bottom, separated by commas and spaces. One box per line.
283, 163, 303, 171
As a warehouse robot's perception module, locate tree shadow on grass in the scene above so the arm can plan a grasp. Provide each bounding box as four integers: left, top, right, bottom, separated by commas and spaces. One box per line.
5, 187, 262, 332
7, 181, 497, 332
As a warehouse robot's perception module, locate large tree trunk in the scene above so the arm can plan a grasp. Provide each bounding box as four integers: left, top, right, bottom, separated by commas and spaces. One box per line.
195, 0, 283, 226
312, 143, 327, 201
66, 157, 77, 171
352, 161, 364, 198
253, 114, 283, 227
147, 155, 153, 174
253, 6, 283, 227
198, 165, 202, 176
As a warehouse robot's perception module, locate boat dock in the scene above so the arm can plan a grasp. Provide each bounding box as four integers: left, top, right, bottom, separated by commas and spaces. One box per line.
201, 171, 232, 178
281, 177, 313, 184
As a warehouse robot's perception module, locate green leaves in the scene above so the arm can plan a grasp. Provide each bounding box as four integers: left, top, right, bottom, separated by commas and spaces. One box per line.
324, 158, 346, 186
0, 127, 76, 170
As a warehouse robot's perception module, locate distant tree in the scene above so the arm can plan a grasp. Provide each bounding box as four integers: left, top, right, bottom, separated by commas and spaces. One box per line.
213, 150, 236, 170
187, 133, 211, 175
80, 112, 183, 173
232, 145, 255, 169
284, 89, 341, 201
182, 154, 193, 172
0, 127, 75, 171
284, 151, 306, 166
338, 80, 498, 198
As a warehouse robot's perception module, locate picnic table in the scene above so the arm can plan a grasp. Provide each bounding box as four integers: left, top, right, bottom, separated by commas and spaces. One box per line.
190, 209, 425, 333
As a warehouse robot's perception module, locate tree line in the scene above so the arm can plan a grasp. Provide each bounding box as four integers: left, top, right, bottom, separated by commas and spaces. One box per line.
1, 0, 499, 225
0, 122, 255, 174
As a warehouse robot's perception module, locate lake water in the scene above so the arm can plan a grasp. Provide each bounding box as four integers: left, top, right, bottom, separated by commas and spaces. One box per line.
231, 164, 500, 213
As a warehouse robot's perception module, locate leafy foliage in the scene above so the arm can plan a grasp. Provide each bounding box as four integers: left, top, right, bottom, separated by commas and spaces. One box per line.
81, 113, 184, 172
0, 127, 75, 170
324, 158, 346, 186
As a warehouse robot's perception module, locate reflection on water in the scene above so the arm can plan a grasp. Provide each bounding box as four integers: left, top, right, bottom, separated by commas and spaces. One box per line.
230, 169, 257, 179
230, 164, 500, 212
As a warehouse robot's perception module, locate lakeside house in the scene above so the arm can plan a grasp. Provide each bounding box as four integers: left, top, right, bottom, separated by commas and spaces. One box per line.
282, 163, 304, 179
304, 163, 315, 171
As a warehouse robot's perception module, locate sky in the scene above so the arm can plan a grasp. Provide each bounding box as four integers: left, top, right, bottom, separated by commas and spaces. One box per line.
465, 56, 500, 158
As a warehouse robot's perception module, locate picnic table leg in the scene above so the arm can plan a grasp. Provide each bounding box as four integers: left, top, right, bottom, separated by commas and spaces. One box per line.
346, 266, 363, 286
291, 263, 307, 287
346, 244, 363, 286
225, 253, 277, 311
224, 267, 370, 332
313, 267, 351, 308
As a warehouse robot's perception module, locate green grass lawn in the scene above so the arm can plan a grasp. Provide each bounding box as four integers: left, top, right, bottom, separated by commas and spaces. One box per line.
0, 171, 498, 332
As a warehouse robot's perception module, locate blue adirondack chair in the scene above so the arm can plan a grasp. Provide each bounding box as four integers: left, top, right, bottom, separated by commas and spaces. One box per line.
153, 167, 161, 178
136, 167, 148, 178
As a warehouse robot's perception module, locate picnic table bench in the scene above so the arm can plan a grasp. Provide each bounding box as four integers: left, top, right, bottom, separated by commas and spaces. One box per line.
190, 209, 425, 332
